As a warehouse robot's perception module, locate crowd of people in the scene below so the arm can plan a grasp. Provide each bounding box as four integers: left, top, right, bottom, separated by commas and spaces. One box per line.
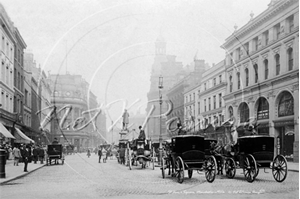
0, 143, 46, 172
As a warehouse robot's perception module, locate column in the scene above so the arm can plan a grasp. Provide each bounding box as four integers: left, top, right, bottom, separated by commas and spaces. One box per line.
268, 92, 276, 156
294, 12, 299, 29
257, 56, 264, 82
269, 51, 276, 78
293, 87, 299, 162
240, 65, 246, 89
258, 34, 263, 50
249, 61, 255, 86
295, 34, 299, 70
248, 99, 255, 119
269, 27, 275, 43
249, 39, 254, 54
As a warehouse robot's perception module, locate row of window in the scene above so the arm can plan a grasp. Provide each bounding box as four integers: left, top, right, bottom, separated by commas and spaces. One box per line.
1, 35, 14, 61
229, 14, 294, 64
203, 93, 223, 112
228, 92, 294, 123
229, 47, 294, 92
1, 91, 13, 112
185, 74, 224, 104
204, 74, 223, 91
184, 93, 223, 121
1, 62, 13, 89
23, 113, 31, 127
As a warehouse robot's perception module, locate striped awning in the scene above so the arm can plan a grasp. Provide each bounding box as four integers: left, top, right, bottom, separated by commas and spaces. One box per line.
14, 127, 35, 143
0, 122, 15, 139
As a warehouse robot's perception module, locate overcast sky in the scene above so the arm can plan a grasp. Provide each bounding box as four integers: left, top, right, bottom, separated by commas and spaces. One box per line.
2, 0, 270, 130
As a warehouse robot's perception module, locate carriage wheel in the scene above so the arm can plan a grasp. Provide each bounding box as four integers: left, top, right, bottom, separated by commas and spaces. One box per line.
225, 158, 236, 178
272, 155, 288, 182
243, 154, 257, 183
161, 158, 165, 178
205, 156, 217, 183
175, 157, 184, 183
188, 170, 193, 178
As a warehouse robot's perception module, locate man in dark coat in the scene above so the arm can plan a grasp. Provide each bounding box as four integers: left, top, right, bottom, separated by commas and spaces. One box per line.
138, 126, 145, 140
32, 146, 39, 164
38, 146, 45, 164
98, 147, 102, 163
21, 145, 30, 172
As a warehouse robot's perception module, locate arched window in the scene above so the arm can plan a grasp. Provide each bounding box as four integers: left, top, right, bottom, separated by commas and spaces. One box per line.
288, 48, 293, 71
237, 72, 241, 90
245, 68, 249, 86
257, 98, 269, 120
278, 92, 294, 117
239, 102, 249, 123
275, 54, 280, 75
229, 75, 233, 92
253, 64, 258, 83
264, 59, 268, 80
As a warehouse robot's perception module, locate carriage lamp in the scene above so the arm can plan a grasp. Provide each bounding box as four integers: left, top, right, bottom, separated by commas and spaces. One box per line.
159, 76, 163, 89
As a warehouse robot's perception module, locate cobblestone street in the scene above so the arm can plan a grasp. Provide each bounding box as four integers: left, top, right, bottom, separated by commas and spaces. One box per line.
1, 154, 299, 199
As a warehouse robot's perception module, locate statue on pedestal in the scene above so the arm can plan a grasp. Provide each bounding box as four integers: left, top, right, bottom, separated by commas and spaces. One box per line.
122, 109, 129, 131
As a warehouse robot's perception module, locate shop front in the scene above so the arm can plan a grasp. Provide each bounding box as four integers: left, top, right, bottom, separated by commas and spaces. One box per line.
274, 120, 295, 161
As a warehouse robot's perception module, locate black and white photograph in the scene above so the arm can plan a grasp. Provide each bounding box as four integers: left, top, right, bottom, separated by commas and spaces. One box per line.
0, 0, 299, 198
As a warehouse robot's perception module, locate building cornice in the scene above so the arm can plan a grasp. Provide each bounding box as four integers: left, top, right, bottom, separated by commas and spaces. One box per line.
223, 69, 299, 100
225, 29, 298, 69
222, 0, 295, 49
199, 82, 227, 97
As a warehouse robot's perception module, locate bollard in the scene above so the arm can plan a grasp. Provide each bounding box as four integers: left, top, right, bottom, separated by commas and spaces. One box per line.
0, 149, 6, 178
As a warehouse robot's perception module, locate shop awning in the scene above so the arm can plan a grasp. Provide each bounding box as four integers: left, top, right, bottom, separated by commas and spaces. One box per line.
0, 122, 15, 139
14, 127, 35, 143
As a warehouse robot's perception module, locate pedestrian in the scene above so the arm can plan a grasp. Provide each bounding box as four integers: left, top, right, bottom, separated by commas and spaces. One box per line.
38, 146, 45, 164
33, 146, 39, 164
102, 148, 108, 163
12, 145, 21, 166
138, 126, 146, 140
8, 146, 13, 160
87, 149, 91, 158
21, 144, 30, 172
98, 147, 102, 163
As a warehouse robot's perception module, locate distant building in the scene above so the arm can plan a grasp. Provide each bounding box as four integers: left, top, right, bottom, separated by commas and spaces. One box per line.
48, 74, 106, 148
146, 36, 183, 142
222, 0, 299, 162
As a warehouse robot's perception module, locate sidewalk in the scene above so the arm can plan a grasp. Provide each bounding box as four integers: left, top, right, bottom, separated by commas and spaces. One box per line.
0, 159, 46, 185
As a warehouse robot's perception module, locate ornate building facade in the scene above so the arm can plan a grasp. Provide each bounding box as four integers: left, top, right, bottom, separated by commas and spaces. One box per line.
222, 0, 299, 162
48, 74, 106, 149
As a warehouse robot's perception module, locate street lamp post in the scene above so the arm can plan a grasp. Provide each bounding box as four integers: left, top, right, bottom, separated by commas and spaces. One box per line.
158, 76, 163, 165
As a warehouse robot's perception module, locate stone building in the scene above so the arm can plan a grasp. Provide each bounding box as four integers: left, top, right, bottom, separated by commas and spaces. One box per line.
146, 36, 183, 142
48, 74, 106, 149
222, 0, 299, 162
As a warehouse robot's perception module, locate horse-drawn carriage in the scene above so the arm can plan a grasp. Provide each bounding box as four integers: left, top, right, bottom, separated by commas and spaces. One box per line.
217, 135, 288, 183
161, 135, 217, 183
127, 138, 155, 170
46, 144, 64, 165
65, 144, 74, 155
